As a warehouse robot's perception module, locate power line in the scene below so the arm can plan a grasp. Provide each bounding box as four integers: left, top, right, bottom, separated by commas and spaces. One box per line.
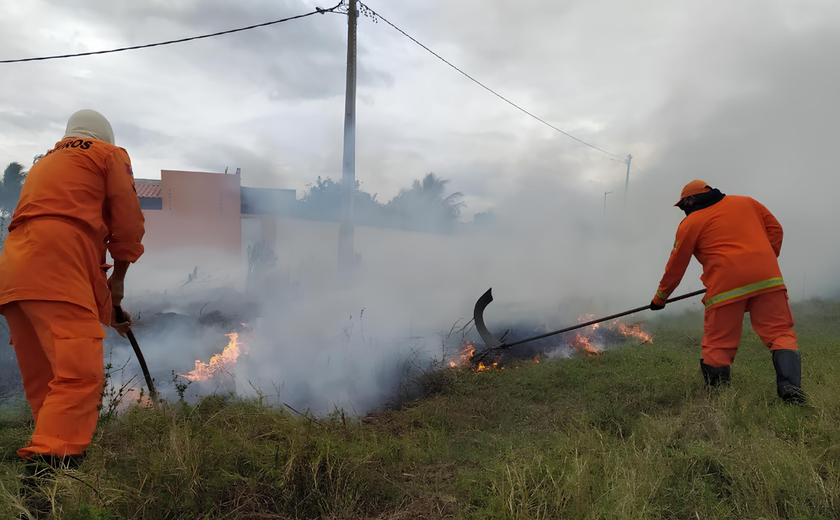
0, 2, 342, 64
358, 1, 624, 161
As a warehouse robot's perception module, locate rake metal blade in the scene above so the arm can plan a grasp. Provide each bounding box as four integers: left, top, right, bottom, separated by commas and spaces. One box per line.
471, 287, 706, 353
473, 288, 504, 349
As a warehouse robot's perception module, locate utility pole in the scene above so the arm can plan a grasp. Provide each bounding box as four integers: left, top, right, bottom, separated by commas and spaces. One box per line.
603, 191, 612, 216
623, 154, 632, 202
338, 0, 357, 278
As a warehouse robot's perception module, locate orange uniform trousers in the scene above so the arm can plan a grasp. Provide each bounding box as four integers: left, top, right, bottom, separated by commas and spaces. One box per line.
702, 289, 797, 367
3, 300, 106, 459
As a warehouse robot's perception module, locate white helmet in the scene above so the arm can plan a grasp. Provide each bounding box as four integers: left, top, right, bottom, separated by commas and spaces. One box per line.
63, 109, 115, 145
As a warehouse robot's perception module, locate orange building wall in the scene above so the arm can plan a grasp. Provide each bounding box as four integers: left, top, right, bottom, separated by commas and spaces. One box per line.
141, 170, 242, 268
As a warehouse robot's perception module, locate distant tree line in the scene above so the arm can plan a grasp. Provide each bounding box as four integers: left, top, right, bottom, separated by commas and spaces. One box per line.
0, 160, 31, 249
295, 172, 467, 233
1, 162, 479, 249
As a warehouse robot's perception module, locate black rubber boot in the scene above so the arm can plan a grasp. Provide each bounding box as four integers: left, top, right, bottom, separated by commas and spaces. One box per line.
18, 454, 85, 519
19, 466, 53, 520
700, 360, 731, 387
22, 453, 85, 476
772, 349, 804, 404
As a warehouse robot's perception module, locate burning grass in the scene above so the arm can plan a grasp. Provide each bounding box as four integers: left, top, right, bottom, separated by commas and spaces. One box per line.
566, 315, 654, 356
447, 317, 656, 372
2, 299, 840, 519
178, 324, 251, 382
447, 341, 506, 372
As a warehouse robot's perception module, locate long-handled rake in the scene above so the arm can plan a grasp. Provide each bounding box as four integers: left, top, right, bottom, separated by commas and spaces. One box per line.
472, 288, 705, 362
114, 306, 159, 406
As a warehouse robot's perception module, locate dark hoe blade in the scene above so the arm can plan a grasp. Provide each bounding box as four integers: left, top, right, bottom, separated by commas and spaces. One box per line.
473, 288, 504, 349
471, 288, 706, 352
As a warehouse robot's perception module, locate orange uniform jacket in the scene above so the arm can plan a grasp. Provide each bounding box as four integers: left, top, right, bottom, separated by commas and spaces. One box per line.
0, 137, 145, 325
653, 195, 785, 309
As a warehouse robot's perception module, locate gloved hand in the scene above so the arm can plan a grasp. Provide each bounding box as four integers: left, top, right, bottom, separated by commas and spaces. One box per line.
111, 308, 132, 338
650, 300, 666, 311
109, 276, 125, 307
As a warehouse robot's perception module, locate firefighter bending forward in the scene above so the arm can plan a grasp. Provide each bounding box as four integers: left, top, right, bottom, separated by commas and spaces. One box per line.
0, 109, 145, 463
650, 180, 803, 403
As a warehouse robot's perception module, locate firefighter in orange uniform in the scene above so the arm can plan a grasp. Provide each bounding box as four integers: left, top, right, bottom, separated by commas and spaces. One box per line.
650, 180, 802, 403
0, 109, 145, 464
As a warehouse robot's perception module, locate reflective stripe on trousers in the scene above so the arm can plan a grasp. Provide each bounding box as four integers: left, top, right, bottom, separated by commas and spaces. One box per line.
705, 277, 785, 308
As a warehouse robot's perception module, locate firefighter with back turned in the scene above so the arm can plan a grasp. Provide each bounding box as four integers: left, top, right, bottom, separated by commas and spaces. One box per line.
650, 180, 803, 403
0, 109, 145, 466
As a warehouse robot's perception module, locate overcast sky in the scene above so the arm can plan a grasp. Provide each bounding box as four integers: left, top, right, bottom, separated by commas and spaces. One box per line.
1, 0, 834, 205
2, 0, 840, 299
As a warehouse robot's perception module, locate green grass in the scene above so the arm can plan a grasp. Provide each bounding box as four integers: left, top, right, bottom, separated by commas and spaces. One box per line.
2, 300, 840, 519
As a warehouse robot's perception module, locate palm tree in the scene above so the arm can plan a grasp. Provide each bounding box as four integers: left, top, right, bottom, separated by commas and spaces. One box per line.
387, 173, 466, 229
1, 162, 27, 216
0, 162, 27, 249
413, 172, 466, 219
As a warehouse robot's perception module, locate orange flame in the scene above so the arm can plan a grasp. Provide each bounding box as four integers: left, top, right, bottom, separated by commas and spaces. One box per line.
566, 314, 653, 355
449, 341, 477, 367
476, 361, 501, 372
180, 326, 250, 382
449, 341, 505, 372
611, 322, 653, 343
567, 314, 603, 356
579, 313, 600, 330
568, 331, 603, 356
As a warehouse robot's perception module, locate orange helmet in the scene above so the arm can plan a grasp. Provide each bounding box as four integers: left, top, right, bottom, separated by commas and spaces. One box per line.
675, 180, 711, 206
